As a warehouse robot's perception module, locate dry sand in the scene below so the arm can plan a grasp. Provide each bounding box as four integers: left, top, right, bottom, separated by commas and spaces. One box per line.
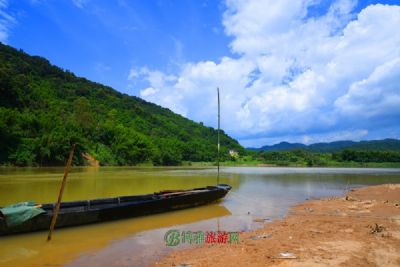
154, 184, 400, 266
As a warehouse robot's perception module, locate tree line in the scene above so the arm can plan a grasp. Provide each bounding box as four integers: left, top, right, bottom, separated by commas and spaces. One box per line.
255, 149, 400, 167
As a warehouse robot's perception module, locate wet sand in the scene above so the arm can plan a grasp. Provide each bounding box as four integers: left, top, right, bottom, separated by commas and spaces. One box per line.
155, 184, 400, 266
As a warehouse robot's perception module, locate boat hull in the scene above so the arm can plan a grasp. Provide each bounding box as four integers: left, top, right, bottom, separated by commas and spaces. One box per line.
0, 184, 231, 236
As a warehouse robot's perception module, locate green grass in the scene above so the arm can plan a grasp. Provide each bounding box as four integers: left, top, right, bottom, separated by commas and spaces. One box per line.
188, 158, 400, 168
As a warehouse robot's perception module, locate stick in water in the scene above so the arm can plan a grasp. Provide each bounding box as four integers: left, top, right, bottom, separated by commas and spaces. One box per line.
47, 143, 76, 241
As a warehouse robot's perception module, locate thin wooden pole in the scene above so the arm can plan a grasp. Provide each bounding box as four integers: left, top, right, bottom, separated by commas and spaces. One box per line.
217, 87, 220, 185
47, 143, 76, 241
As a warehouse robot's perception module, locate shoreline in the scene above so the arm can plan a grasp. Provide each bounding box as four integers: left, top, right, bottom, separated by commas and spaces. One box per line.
154, 184, 400, 266
1, 165, 400, 169
2, 159, 400, 169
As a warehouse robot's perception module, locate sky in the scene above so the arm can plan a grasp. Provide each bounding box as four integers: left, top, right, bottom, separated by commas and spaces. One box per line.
1, 0, 399, 147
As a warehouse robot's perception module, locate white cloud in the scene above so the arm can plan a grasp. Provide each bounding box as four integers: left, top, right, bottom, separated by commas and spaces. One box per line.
140, 87, 158, 98
128, 68, 140, 80
223, 0, 310, 56
335, 57, 400, 118
129, 1, 400, 146
72, 0, 90, 9
0, 0, 16, 43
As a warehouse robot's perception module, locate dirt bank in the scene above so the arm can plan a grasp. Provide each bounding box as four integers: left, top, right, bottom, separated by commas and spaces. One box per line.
154, 184, 400, 266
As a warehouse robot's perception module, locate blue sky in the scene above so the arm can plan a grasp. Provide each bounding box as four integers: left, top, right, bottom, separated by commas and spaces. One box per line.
1, 0, 400, 147
1, 0, 232, 92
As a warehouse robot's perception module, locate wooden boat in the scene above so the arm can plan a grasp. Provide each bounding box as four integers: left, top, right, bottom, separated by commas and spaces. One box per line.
0, 184, 231, 236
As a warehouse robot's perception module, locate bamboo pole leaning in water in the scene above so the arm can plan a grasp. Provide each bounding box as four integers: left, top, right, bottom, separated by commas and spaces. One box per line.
47, 143, 76, 241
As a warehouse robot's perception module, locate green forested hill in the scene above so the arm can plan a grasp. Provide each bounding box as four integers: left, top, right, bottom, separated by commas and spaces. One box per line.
250, 139, 400, 153
249, 139, 400, 167
0, 43, 243, 166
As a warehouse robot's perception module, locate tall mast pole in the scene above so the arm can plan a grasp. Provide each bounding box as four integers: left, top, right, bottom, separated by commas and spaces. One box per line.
217, 87, 220, 185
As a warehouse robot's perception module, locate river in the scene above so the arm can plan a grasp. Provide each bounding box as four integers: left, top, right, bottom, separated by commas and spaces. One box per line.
1, 166, 399, 266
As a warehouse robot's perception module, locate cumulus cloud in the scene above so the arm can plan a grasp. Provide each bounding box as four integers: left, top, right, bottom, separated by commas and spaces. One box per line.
0, 0, 16, 43
335, 58, 400, 118
129, 1, 400, 146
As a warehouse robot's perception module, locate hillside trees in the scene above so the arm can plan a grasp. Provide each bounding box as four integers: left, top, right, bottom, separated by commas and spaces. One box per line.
0, 42, 243, 166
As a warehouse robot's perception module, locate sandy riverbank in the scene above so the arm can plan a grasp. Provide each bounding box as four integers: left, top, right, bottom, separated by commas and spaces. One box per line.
154, 184, 400, 266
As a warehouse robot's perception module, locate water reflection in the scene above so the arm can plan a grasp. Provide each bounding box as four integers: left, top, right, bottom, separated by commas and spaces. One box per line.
0, 203, 230, 267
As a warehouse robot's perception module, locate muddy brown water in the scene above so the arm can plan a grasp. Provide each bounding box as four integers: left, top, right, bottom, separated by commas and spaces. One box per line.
0, 166, 399, 266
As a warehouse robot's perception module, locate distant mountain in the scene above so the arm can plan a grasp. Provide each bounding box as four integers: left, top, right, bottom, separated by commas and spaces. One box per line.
249, 139, 400, 153
308, 141, 357, 153
248, 141, 306, 151
346, 139, 400, 152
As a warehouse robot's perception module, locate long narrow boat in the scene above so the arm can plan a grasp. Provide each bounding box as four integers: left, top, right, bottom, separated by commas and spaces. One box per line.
0, 184, 231, 236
